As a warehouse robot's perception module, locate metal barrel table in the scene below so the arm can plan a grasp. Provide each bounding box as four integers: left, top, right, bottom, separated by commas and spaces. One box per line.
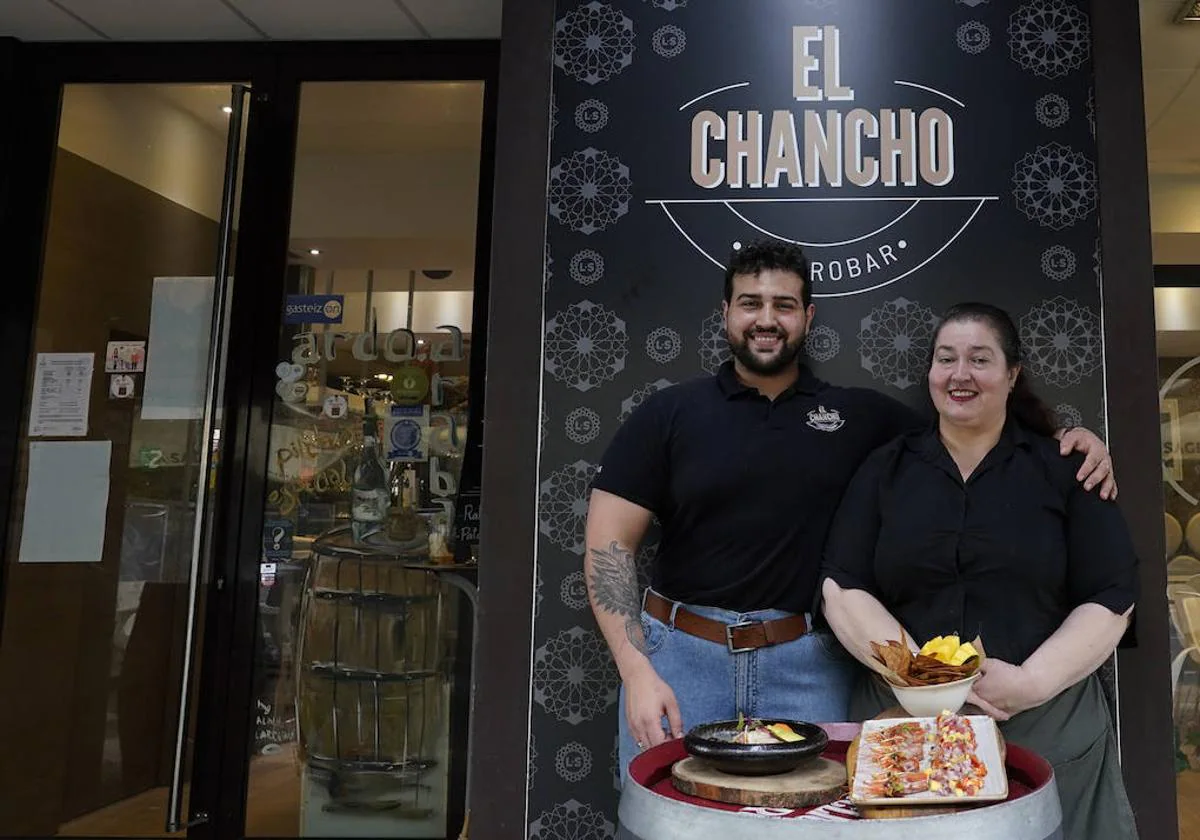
618, 726, 1062, 840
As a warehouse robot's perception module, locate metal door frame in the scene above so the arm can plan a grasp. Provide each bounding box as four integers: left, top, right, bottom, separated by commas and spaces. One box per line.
0, 37, 499, 840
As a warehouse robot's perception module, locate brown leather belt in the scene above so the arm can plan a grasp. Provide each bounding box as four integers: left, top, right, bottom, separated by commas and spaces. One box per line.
643, 590, 808, 653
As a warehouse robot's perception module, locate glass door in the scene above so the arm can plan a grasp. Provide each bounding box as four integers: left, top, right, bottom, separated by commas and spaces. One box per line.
0, 82, 248, 837
242, 80, 487, 839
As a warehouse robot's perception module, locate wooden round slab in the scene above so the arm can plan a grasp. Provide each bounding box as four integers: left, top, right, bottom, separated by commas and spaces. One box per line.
671, 756, 846, 809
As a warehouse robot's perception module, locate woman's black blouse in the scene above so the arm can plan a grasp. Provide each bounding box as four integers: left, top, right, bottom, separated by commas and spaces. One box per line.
820, 420, 1138, 665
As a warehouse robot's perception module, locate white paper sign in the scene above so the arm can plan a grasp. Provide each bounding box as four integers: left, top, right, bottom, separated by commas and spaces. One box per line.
18, 441, 112, 564
142, 277, 215, 420
29, 353, 94, 437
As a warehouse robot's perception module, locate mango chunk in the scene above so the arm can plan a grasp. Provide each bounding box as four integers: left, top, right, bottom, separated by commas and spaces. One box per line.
766, 723, 806, 743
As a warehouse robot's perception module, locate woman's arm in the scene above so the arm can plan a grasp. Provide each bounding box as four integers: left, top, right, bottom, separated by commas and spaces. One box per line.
972, 603, 1131, 718
821, 578, 917, 670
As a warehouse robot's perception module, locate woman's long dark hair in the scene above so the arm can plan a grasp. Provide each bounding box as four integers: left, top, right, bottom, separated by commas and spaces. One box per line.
929, 302, 1058, 438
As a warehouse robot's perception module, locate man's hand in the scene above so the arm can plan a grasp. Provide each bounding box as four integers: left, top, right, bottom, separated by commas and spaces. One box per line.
1058, 426, 1116, 500
970, 657, 1047, 720
624, 661, 683, 751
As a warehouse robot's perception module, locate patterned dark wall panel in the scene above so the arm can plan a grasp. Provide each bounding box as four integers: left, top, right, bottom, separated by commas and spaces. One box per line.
531, 1, 1105, 833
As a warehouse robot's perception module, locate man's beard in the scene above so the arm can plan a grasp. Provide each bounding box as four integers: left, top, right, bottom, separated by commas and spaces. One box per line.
728, 327, 806, 375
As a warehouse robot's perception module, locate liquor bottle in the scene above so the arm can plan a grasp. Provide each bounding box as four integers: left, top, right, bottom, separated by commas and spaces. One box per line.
351, 404, 389, 542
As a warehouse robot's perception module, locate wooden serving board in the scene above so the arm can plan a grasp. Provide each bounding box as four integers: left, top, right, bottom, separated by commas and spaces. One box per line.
671, 756, 846, 808
846, 707, 1006, 820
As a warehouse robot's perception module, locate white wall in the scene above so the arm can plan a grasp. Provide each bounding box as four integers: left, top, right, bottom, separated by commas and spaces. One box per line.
1151, 174, 1200, 264
57, 85, 228, 221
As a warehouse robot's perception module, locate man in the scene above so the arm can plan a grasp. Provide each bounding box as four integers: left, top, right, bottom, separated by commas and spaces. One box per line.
584, 240, 1115, 777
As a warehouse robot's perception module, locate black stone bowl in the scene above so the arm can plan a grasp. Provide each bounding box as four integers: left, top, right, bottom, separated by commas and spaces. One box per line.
682, 719, 829, 776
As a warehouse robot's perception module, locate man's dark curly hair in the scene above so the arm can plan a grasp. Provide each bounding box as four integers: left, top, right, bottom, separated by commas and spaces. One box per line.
724, 240, 812, 307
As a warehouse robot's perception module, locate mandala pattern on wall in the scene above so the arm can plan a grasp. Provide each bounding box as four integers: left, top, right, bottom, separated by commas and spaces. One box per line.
956, 21, 991, 54
535, 563, 544, 617
1035, 93, 1070, 128
1055, 403, 1083, 429
529, 734, 538, 792
619, 379, 675, 422
646, 326, 682, 364
565, 406, 602, 444
560, 570, 589, 610
611, 736, 621, 791
545, 301, 628, 392
699, 308, 732, 374
1008, 0, 1090, 79
636, 541, 658, 590
549, 148, 633, 235
532, 626, 620, 725
555, 742, 595, 782
539, 460, 598, 555
858, 298, 940, 390
643, 0, 686, 8
570, 249, 606, 285
1019, 296, 1102, 387
1013, 143, 1097, 230
529, 799, 615, 840
805, 324, 841, 363
553, 2, 636, 86
575, 98, 611, 133
652, 24, 687, 58
1041, 245, 1076, 281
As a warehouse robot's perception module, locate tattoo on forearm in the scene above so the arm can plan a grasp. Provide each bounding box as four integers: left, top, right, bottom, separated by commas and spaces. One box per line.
625, 617, 649, 655
589, 540, 641, 619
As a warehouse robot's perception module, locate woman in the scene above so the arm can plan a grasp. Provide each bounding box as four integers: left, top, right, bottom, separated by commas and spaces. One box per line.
819, 302, 1138, 840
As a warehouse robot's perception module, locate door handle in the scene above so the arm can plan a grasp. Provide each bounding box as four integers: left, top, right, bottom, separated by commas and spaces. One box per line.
165, 84, 249, 834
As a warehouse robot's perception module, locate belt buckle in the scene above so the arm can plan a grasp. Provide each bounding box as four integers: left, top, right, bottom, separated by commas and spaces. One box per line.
724, 620, 760, 654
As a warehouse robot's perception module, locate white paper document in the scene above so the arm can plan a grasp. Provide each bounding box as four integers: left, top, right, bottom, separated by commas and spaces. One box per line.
29, 353, 94, 437
142, 276, 215, 420
18, 441, 112, 564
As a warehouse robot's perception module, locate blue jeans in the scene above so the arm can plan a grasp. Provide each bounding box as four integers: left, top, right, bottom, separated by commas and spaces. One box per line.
617, 590, 859, 781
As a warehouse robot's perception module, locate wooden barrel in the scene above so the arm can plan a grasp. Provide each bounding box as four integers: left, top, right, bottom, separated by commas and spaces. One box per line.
295, 526, 452, 813
618, 737, 1062, 840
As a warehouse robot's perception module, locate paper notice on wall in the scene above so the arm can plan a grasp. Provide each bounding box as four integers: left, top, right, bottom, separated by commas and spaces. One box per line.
29, 353, 94, 437
18, 440, 111, 564
142, 276, 215, 420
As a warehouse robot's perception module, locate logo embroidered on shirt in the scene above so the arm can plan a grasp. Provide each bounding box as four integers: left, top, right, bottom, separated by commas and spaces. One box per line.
806, 405, 845, 432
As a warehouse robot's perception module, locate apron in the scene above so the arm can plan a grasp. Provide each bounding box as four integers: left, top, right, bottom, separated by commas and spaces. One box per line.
850, 673, 1138, 840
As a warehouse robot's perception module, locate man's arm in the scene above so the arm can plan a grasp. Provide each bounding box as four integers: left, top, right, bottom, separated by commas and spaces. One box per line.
585, 488, 683, 749
870, 390, 1116, 499
1056, 426, 1116, 499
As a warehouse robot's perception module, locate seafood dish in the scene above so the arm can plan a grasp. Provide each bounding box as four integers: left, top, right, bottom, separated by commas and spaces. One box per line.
851, 712, 1006, 805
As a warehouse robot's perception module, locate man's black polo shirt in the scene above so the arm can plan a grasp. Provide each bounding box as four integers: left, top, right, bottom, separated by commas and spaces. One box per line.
592, 361, 919, 613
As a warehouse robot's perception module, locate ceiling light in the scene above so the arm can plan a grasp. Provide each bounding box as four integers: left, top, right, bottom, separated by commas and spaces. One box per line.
222, 105, 233, 114
309, 248, 321, 256
422, 269, 453, 280
1178, 1, 1200, 21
